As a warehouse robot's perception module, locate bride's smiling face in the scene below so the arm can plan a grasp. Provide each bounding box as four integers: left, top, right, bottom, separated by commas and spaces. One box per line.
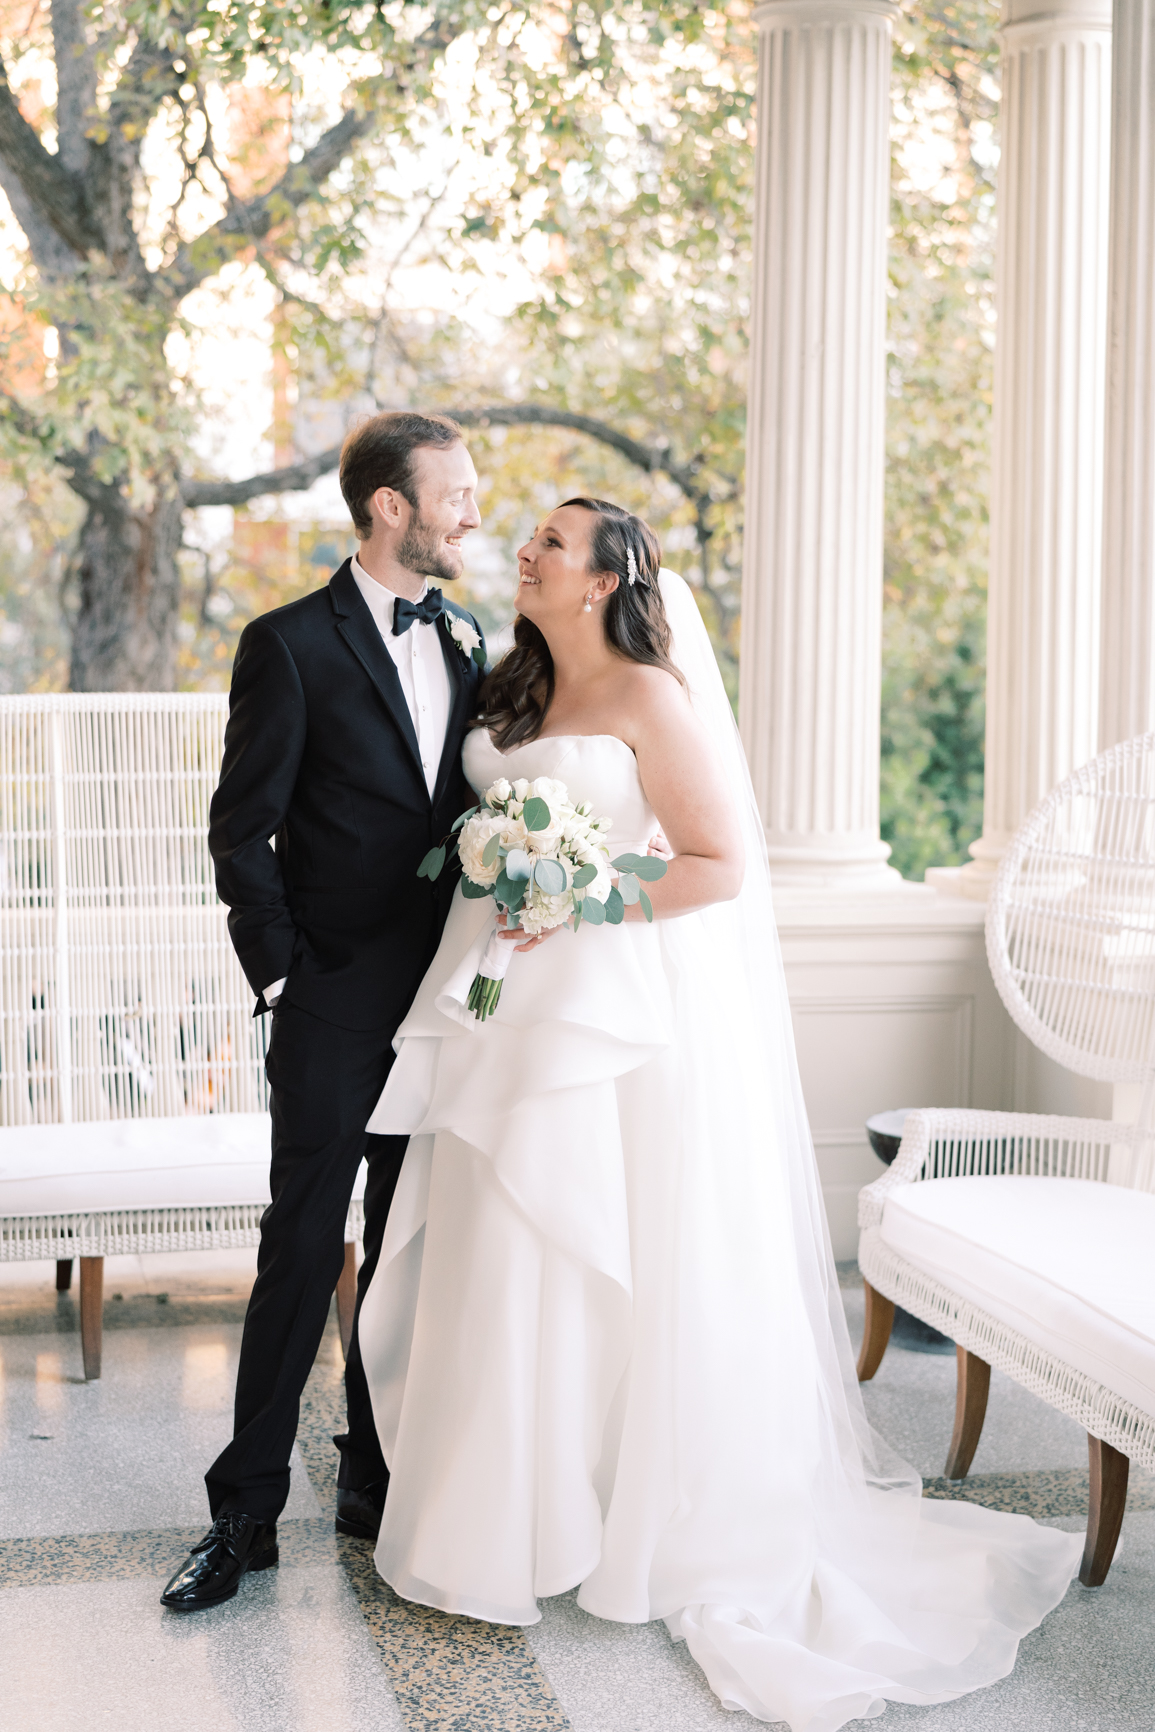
516, 506, 619, 626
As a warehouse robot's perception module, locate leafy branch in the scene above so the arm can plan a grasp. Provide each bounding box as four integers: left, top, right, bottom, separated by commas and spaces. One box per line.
180, 404, 738, 603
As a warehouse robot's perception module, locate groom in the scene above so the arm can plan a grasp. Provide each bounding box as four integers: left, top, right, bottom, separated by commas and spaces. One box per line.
161, 411, 486, 1610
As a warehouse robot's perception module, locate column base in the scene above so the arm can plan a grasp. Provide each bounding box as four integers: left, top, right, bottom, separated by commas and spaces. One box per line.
925, 833, 1012, 903
765, 838, 905, 893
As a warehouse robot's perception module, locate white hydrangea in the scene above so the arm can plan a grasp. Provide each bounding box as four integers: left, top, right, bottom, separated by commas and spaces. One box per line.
518, 884, 575, 937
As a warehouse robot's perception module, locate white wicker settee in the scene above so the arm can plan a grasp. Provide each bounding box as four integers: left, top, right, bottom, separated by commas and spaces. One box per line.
0, 696, 363, 1378
857, 734, 1155, 1587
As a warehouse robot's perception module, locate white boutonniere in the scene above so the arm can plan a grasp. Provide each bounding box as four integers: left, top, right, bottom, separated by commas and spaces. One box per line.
447, 613, 486, 667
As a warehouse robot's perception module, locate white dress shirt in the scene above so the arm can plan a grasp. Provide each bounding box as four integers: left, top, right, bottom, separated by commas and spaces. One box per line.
264, 553, 455, 1008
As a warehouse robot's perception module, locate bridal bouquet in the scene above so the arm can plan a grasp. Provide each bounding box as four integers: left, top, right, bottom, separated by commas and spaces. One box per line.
418, 776, 667, 1020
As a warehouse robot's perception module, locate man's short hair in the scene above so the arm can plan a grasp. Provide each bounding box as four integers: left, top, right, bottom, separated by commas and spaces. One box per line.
339, 411, 463, 539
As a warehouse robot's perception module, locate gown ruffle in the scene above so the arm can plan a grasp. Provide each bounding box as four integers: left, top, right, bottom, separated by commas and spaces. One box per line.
358, 731, 1082, 1732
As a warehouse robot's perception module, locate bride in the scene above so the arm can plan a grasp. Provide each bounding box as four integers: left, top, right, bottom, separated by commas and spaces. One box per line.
356, 497, 1081, 1732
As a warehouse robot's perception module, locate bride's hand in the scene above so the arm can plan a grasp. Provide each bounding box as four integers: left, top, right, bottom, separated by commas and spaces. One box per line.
496, 909, 560, 952
647, 828, 673, 861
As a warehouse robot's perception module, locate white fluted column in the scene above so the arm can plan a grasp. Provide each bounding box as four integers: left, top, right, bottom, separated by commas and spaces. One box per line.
1098, 0, 1155, 748
739, 1, 900, 889
947, 0, 1111, 898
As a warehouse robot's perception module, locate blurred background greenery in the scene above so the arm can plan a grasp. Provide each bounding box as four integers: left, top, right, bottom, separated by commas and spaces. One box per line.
0, 0, 997, 880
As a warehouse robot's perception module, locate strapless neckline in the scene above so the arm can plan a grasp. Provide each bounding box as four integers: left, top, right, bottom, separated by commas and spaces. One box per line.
481, 731, 636, 759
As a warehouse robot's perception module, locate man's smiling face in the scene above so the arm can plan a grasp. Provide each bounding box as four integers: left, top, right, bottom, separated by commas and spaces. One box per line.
394, 441, 482, 583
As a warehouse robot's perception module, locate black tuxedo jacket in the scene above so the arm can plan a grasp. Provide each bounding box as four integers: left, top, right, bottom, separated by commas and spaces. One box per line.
209, 560, 485, 1032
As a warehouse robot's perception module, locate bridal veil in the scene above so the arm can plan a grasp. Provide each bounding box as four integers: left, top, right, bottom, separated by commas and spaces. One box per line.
359, 567, 1081, 1732
617, 570, 1081, 1727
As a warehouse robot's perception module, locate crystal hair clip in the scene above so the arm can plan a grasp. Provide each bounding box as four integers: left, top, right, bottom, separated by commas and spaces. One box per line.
626, 547, 640, 587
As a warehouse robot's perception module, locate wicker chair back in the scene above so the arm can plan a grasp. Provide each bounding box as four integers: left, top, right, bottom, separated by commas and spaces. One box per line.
987, 732, 1155, 1089
0, 694, 267, 1128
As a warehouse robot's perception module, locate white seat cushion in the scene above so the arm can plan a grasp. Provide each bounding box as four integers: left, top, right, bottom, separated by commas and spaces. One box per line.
0, 1115, 366, 1217
880, 1176, 1155, 1419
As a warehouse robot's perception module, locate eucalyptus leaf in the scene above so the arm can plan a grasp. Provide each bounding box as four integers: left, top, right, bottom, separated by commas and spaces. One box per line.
611, 851, 668, 882
533, 857, 567, 895
494, 872, 527, 912
581, 894, 606, 926
639, 887, 654, 922
521, 796, 551, 833
461, 876, 493, 900
604, 886, 625, 925
504, 847, 532, 880
417, 845, 445, 881
482, 832, 501, 868
571, 862, 598, 889
617, 871, 640, 905
450, 806, 479, 833
572, 898, 583, 931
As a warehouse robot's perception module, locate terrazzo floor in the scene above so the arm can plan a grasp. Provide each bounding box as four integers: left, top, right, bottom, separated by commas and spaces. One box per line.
1, 1252, 1152, 1732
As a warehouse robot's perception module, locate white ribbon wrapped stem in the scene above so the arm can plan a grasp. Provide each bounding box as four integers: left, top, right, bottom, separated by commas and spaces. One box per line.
477, 918, 518, 984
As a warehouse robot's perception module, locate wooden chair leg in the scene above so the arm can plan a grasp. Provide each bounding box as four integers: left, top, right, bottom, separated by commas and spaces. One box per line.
55, 1258, 73, 1292
944, 1346, 991, 1479
335, 1241, 358, 1362
1081, 1433, 1129, 1586
79, 1256, 104, 1380
857, 1280, 896, 1381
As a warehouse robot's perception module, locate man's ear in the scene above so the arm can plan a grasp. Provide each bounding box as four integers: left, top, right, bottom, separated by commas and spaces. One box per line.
371, 486, 406, 530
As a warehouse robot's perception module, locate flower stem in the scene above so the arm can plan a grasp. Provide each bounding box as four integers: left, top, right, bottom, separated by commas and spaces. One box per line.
468, 972, 504, 1021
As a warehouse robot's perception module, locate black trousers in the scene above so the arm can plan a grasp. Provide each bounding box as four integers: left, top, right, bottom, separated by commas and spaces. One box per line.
205, 1002, 407, 1523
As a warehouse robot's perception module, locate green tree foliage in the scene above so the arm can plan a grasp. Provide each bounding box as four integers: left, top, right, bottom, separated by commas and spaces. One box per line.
883, 1, 998, 878
1, 0, 999, 885
2, 0, 748, 685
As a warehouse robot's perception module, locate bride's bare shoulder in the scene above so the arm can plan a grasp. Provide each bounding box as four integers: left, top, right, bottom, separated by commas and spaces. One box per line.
617, 661, 684, 697
616, 661, 692, 718
612, 662, 698, 753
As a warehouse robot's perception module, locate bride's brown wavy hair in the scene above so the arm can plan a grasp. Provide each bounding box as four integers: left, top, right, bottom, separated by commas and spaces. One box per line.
478, 498, 684, 750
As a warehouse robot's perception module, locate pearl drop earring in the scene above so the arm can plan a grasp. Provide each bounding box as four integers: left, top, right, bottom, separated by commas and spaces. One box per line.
583, 594, 592, 613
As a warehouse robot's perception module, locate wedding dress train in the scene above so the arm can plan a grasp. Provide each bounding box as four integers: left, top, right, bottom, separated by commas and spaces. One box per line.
357, 575, 1081, 1732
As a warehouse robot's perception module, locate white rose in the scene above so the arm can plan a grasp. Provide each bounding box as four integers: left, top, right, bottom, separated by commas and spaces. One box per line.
585, 863, 613, 904
499, 811, 529, 852
486, 778, 512, 806
448, 615, 483, 661
458, 814, 509, 886
512, 778, 530, 802
529, 777, 569, 807
575, 846, 612, 905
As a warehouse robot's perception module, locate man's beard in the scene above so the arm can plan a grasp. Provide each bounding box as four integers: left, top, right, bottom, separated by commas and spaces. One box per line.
396, 511, 460, 584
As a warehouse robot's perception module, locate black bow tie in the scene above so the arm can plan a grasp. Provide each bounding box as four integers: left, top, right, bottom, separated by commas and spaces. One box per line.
392, 589, 445, 636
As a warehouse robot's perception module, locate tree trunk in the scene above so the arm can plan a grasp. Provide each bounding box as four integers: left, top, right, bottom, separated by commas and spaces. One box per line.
69, 486, 184, 691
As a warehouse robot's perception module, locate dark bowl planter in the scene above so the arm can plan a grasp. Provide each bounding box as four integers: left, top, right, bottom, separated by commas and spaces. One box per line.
863, 1109, 954, 1356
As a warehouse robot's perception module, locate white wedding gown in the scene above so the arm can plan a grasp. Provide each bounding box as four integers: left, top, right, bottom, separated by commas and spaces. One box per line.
358, 579, 1082, 1732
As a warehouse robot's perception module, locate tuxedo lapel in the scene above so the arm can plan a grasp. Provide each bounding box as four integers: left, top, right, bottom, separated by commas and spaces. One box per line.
432, 610, 473, 806
329, 564, 425, 783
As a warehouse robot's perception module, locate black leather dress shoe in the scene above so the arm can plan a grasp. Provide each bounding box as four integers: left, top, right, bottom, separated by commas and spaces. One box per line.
335, 1480, 387, 1541
160, 1513, 278, 1610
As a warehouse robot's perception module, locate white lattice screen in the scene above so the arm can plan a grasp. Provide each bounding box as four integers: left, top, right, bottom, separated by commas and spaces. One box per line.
0, 695, 268, 1128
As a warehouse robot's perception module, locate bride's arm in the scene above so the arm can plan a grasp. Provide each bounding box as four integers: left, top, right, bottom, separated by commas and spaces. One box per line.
623, 670, 745, 919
